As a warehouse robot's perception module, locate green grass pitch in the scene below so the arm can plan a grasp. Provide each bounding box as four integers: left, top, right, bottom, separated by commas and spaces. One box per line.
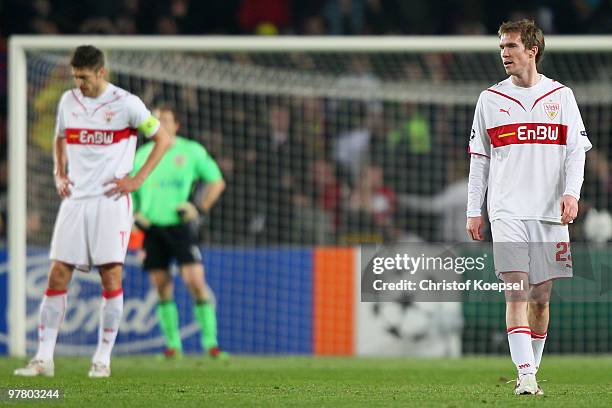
1, 356, 611, 407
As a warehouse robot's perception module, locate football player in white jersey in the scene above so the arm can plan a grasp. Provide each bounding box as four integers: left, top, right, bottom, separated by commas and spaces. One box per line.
14, 46, 171, 378
466, 20, 591, 395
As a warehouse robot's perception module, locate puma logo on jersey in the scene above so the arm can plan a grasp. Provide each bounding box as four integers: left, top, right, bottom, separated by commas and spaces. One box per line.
499, 108, 511, 116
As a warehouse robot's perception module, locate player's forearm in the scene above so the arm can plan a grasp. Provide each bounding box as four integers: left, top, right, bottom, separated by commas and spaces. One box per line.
133, 128, 172, 184
564, 145, 586, 200
467, 155, 489, 217
199, 179, 226, 212
53, 137, 68, 177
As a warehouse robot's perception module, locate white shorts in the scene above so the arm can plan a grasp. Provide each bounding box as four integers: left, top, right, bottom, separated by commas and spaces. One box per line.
50, 195, 133, 269
491, 219, 572, 285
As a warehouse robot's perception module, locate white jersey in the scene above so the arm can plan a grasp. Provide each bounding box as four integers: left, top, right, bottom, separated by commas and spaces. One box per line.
55, 83, 160, 199
469, 75, 592, 223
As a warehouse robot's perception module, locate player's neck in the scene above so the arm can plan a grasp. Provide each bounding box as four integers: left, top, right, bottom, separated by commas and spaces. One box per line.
511, 68, 540, 88
90, 81, 109, 98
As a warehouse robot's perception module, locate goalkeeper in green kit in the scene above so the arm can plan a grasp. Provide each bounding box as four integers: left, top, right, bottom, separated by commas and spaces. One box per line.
131, 105, 227, 359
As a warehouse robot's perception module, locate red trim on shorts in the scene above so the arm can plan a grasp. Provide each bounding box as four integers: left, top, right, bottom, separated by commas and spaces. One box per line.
45, 289, 67, 296
102, 288, 124, 298
126, 194, 131, 214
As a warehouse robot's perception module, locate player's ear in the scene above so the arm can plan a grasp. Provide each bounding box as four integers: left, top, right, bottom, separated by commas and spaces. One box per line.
530, 46, 539, 59
97, 66, 106, 79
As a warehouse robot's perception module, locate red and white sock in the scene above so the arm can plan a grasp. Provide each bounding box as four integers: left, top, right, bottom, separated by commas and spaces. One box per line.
92, 288, 123, 367
507, 326, 536, 376
531, 330, 547, 371
34, 289, 67, 362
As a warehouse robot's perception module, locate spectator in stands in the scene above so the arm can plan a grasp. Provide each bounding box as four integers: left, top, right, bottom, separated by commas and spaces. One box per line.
334, 102, 382, 186
301, 15, 328, 35
309, 158, 344, 233
588, 0, 612, 33
364, 0, 400, 34
79, 17, 118, 34
351, 163, 396, 227
399, 155, 477, 243
250, 103, 298, 243
344, 163, 396, 242
238, 0, 293, 34
323, 0, 365, 35
156, 16, 180, 35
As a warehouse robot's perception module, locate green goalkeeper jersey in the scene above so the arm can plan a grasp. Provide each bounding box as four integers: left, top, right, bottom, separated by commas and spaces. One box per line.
131, 136, 222, 226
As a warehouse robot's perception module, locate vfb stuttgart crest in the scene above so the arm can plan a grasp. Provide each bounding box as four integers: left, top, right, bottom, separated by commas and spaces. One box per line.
544, 102, 560, 120
104, 106, 116, 123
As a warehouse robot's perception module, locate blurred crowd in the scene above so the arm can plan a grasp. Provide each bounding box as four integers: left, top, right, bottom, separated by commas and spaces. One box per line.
1, 0, 611, 245
180, 95, 610, 246
2, 0, 612, 36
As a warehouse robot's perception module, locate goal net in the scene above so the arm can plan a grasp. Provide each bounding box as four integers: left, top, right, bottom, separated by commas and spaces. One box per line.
8, 36, 612, 356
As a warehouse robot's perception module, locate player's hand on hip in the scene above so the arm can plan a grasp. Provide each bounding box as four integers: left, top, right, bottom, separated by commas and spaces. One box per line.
104, 176, 142, 199
560, 194, 579, 224
54, 174, 73, 198
466, 216, 484, 241
176, 202, 200, 222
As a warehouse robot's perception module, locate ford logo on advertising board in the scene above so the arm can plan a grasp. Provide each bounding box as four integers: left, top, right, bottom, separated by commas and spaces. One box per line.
0, 250, 207, 355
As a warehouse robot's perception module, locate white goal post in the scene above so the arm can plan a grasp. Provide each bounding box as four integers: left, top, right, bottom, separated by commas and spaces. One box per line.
8, 35, 612, 357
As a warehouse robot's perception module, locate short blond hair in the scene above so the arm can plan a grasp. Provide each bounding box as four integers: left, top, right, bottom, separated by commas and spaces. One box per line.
498, 19, 545, 65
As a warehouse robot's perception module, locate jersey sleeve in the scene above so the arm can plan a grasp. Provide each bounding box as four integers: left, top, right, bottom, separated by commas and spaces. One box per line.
54, 92, 68, 138
194, 143, 223, 182
468, 93, 491, 158
564, 88, 592, 153
126, 94, 160, 138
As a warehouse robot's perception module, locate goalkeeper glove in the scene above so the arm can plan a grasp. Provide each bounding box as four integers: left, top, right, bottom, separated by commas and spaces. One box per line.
176, 202, 202, 223
133, 213, 151, 231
